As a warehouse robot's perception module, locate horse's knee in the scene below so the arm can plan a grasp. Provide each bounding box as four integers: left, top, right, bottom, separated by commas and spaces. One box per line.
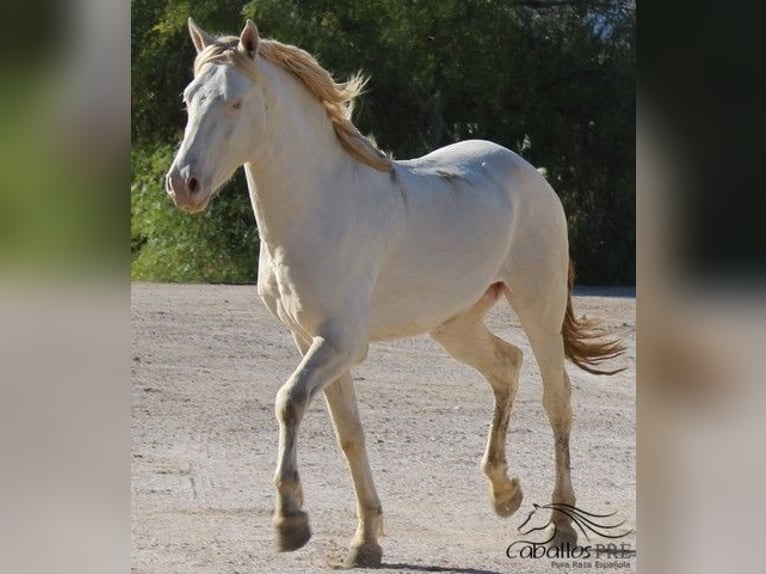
340, 432, 364, 456
275, 385, 309, 425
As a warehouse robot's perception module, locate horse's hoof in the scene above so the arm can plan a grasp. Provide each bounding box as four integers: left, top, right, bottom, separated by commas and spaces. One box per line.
274, 510, 311, 552
493, 476, 523, 517
344, 541, 383, 568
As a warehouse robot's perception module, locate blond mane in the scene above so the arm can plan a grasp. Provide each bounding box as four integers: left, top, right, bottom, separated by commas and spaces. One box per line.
194, 37, 392, 172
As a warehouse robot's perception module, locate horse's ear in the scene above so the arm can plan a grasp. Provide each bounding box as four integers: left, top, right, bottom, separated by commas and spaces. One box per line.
239, 20, 260, 59
188, 18, 215, 54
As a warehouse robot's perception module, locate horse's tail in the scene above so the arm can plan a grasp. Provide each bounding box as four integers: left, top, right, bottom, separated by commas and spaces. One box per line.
562, 259, 626, 375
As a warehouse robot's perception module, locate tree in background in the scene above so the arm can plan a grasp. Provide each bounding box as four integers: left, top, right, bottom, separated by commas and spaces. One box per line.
132, 0, 634, 284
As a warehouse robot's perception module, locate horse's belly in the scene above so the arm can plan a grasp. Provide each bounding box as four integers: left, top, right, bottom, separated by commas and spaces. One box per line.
367, 306, 458, 340
367, 281, 494, 340
367, 249, 507, 340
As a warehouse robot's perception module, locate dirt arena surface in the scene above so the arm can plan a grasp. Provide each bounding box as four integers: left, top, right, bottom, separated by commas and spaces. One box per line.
131, 282, 635, 573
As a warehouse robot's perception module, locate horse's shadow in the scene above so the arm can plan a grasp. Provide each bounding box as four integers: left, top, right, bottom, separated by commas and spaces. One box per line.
381, 563, 505, 574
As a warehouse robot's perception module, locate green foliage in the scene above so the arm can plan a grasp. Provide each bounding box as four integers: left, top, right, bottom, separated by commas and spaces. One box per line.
131, 145, 259, 282
132, 0, 635, 284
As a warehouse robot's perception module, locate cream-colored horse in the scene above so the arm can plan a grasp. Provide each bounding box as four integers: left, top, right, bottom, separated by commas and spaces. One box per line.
166, 19, 623, 568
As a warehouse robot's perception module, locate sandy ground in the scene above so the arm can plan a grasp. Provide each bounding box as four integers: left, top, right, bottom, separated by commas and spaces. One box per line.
131, 283, 635, 574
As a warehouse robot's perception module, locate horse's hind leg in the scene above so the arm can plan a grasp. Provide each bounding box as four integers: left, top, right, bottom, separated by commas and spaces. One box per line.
506, 281, 578, 545
431, 284, 524, 517
323, 372, 383, 568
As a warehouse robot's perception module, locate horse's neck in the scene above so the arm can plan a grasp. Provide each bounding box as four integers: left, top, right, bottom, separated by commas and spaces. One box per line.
244, 63, 352, 250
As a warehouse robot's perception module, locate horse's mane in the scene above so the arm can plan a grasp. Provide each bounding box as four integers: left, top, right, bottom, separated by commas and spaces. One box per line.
194, 36, 392, 172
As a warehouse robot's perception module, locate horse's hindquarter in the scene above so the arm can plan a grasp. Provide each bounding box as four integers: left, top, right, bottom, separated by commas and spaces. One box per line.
367, 141, 530, 339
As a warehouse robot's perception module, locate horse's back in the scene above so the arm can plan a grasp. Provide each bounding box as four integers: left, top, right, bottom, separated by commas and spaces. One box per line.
393, 139, 564, 247
398, 139, 527, 186
395, 139, 562, 220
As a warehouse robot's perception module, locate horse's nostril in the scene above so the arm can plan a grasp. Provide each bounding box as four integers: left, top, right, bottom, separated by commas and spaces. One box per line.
187, 176, 199, 194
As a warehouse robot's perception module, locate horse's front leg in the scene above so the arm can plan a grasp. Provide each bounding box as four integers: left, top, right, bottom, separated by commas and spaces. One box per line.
323, 372, 383, 567
273, 330, 366, 552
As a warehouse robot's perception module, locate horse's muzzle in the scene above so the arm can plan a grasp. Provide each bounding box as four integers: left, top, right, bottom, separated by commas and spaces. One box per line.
165, 165, 208, 212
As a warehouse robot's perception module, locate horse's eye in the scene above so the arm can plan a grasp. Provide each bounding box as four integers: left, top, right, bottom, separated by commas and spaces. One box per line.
231, 100, 242, 111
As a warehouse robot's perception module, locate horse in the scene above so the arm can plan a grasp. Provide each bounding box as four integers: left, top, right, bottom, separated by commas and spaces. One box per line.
165, 18, 624, 568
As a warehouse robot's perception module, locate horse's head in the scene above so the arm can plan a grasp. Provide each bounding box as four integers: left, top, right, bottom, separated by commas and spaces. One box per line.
517, 503, 551, 536
166, 19, 268, 213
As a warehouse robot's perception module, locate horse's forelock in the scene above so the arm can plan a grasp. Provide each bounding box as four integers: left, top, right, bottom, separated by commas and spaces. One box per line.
193, 38, 256, 79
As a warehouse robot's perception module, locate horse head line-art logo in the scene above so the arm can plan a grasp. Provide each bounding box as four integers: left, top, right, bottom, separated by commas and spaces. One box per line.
517, 502, 634, 543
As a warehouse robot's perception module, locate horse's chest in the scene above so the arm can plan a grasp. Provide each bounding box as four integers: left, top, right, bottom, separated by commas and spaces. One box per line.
257, 262, 291, 321
256, 256, 324, 337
